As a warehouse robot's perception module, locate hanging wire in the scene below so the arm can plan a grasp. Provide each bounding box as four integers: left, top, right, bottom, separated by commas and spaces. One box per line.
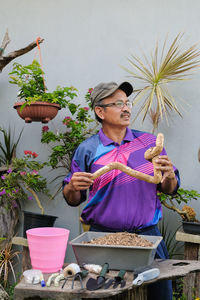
36, 37, 46, 92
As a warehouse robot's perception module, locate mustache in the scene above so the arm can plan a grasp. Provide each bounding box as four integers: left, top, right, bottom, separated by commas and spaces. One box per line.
120, 111, 131, 118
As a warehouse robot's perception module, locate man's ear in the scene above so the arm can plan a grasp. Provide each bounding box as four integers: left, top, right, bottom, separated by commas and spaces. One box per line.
94, 106, 104, 120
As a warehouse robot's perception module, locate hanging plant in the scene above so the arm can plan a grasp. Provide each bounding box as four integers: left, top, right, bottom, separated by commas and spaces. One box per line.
9, 53, 77, 123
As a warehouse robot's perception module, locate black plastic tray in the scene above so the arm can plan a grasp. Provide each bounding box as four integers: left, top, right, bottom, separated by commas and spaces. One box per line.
182, 221, 200, 235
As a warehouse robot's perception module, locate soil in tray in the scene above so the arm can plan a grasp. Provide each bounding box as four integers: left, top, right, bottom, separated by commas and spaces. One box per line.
82, 232, 153, 247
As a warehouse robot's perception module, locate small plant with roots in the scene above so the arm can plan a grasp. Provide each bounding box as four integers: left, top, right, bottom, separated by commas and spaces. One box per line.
158, 188, 200, 222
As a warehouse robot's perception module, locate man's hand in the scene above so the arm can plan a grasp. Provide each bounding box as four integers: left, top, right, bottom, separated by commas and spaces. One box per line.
63, 172, 94, 206
68, 172, 94, 191
155, 155, 177, 194
155, 155, 176, 182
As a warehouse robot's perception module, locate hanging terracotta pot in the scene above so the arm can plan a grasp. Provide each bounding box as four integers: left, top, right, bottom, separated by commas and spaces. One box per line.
13, 101, 61, 123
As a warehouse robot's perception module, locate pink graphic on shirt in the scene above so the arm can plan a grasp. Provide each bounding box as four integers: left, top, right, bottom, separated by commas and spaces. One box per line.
92, 133, 155, 193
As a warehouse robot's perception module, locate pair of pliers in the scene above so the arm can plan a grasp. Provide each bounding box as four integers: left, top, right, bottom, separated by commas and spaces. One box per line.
104, 270, 126, 289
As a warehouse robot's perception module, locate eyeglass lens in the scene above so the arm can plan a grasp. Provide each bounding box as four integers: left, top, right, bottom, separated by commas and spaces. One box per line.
115, 100, 132, 108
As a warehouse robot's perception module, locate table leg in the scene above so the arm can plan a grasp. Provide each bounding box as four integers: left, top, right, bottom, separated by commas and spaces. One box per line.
22, 246, 32, 271
183, 242, 200, 298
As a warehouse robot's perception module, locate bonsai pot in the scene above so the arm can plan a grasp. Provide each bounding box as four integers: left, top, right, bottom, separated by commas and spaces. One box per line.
182, 221, 200, 235
23, 211, 57, 238
13, 101, 61, 123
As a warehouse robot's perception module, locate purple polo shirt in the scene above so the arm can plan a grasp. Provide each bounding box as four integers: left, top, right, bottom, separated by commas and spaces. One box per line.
64, 128, 180, 231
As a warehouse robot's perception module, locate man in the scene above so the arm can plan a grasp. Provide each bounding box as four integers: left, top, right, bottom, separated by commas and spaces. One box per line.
63, 81, 180, 300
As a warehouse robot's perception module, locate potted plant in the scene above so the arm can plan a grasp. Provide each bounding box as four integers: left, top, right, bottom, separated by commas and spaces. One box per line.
9, 59, 78, 123
158, 188, 200, 234
0, 150, 57, 239
121, 32, 200, 133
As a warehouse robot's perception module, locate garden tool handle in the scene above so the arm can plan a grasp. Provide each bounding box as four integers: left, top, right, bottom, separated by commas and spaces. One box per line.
99, 263, 109, 277
117, 269, 126, 279
79, 270, 89, 278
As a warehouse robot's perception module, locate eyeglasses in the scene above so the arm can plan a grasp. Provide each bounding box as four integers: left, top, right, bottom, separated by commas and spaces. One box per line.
96, 100, 132, 109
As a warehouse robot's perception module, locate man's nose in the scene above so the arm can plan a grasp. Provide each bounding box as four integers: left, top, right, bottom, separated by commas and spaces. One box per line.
122, 103, 131, 111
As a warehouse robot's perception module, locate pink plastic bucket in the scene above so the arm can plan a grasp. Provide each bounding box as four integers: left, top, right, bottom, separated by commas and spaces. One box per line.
26, 227, 70, 273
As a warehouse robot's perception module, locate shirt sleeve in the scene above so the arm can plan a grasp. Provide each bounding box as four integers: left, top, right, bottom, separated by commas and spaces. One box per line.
62, 141, 93, 204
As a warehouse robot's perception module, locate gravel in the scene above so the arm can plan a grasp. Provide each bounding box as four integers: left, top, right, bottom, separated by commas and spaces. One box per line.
83, 232, 153, 247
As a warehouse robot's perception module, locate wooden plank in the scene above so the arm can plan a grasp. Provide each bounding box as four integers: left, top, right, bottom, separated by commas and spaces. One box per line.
198, 246, 200, 260
12, 236, 28, 247
195, 272, 200, 297
183, 273, 196, 299
176, 230, 200, 244
14, 259, 200, 300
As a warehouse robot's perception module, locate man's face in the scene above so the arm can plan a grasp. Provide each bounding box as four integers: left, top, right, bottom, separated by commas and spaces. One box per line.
95, 89, 132, 127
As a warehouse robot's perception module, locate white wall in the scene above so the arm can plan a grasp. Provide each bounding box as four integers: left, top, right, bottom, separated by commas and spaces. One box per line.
1, 0, 200, 262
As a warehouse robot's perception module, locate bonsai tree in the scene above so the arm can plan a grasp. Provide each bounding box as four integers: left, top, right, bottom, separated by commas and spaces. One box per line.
122, 33, 200, 133
158, 188, 200, 222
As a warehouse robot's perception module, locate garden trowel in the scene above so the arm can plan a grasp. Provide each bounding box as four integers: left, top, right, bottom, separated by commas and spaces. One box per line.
86, 262, 109, 290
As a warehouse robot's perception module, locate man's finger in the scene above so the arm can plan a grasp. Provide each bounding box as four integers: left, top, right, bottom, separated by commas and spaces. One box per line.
156, 166, 172, 171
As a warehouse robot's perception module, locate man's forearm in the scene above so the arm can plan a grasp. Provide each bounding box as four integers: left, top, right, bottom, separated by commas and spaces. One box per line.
63, 183, 82, 206
160, 175, 178, 194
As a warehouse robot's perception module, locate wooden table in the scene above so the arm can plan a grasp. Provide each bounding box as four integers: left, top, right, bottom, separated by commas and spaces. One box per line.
14, 259, 200, 300
176, 230, 200, 299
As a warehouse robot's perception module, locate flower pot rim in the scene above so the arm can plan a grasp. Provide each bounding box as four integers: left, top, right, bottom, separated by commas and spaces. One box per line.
182, 220, 200, 224
13, 101, 61, 110
23, 210, 58, 218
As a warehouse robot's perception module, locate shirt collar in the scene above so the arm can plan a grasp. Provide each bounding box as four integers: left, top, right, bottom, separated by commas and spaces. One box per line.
98, 128, 134, 146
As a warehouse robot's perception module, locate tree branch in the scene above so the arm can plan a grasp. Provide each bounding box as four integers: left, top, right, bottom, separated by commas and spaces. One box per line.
162, 199, 199, 222
0, 35, 44, 72
26, 186, 44, 215
0, 29, 11, 55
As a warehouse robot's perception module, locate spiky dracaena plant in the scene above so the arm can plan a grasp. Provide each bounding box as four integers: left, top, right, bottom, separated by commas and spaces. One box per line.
0, 127, 23, 166
122, 33, 200, 133
0, 242, 20, 287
